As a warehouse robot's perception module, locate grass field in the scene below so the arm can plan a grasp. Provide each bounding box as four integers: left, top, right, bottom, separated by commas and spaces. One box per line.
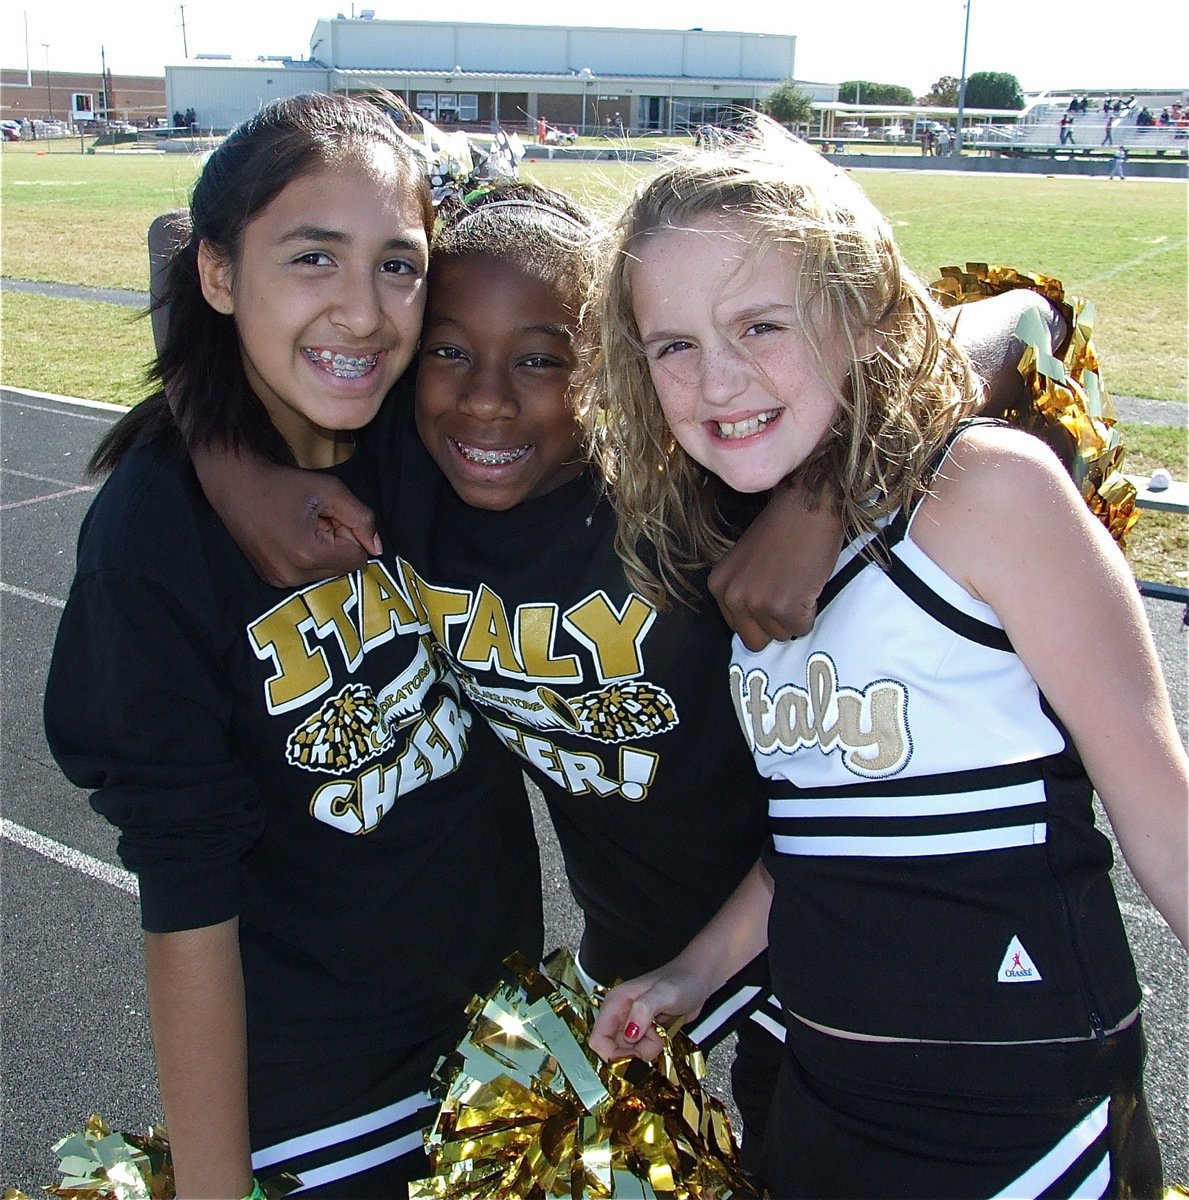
3, 143, 1186, 402
1, 141, 1184, 584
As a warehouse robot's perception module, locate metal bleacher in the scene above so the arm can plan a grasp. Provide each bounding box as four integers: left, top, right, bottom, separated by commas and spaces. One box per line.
1128, 476, 1189, 612
1012, 97, 1188, 155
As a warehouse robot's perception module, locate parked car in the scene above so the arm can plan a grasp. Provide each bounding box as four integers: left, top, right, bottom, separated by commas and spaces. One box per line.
1, 120, 21, 142
840, 121, 870, 137
32, 119, 71, 138
882, 124, 906, 141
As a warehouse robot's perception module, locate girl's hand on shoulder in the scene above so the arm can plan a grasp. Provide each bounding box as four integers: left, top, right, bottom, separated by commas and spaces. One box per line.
589, 967, 711, 1064
709, 476, 843, 649
192, 444, 380, 587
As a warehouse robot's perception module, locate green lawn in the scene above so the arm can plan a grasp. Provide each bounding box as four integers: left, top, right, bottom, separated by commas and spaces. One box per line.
528, 160, 1188, 405
3, 144, 1185, 402
2, 142, 1184, 583
1, 143, 201, 291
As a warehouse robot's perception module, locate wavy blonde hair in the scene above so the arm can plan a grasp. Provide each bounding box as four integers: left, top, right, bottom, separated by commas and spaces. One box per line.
577, 117, 981, 607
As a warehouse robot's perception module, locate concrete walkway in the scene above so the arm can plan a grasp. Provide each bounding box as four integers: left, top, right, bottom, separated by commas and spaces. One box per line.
1, 276, 150, 309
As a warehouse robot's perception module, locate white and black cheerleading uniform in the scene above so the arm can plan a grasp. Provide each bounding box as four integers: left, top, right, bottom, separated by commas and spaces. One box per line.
373, 395, 785, 1166
731, 436, 1160, 1198
44, 427, 544, 1198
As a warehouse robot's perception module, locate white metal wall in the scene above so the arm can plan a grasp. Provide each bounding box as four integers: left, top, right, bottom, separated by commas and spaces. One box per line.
307, 19, 794, 81
166, 65, 332, 133
166, 19, 806, 132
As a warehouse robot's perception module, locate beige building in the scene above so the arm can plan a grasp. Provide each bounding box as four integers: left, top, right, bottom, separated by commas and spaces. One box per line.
162, 15, 835, 136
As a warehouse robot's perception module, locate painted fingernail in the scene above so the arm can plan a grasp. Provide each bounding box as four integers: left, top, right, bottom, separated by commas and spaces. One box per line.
624, 1021, 642, 1041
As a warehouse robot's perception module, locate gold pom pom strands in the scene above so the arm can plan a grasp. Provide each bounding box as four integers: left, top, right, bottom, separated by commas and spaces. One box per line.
0, 1113, 298, 1200
932, 263, 1139, 550
409, 948, 761, 1200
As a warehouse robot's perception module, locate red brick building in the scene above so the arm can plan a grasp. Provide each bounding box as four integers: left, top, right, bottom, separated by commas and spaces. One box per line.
1, 67, 166, 126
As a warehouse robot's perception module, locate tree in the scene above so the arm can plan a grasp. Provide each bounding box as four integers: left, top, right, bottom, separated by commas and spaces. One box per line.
839, 80, 915, 107
964, 71, 1024, 110
919, 75, 960, 107
761, 80, 814, 128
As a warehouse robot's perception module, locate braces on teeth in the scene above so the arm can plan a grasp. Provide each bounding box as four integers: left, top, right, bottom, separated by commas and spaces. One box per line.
304, 349, 379, 377
455, 441, 529, 466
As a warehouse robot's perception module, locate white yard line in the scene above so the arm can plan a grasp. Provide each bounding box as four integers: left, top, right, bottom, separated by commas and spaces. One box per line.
1081, 236, 1189, 286
0, 582, 66, 608
1, 817, 139, 897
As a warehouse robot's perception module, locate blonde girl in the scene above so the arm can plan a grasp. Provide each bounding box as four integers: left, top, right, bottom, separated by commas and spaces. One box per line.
588, 120, 1187, 1199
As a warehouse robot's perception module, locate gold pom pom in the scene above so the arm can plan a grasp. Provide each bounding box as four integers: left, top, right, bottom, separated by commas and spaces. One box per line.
932, 264, 1139, 551
410, 949, 761, 1199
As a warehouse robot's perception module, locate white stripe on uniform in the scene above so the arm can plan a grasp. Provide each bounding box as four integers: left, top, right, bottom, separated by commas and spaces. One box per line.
748, 1006, 788, 1043
251, 1090, 435, 1170
288, 1129, 429, 1193
686, 985, 761, 1043
773, 823, 1047, 858
989, 1099, 1109, 1199
769, 779, 1045, 820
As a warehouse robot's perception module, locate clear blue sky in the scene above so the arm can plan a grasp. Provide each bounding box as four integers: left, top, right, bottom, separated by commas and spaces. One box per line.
10, 1, 1186, 98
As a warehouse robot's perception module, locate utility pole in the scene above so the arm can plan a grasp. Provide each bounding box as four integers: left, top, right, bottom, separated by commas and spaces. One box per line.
42, 42, 52, 120
100, 44, 108, 121
955, 0, 972, 157
179, 5, 189, 59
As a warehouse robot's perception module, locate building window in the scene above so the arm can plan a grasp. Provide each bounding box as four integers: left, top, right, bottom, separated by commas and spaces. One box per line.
671, 98, 740, 131
414, 91, 479, 125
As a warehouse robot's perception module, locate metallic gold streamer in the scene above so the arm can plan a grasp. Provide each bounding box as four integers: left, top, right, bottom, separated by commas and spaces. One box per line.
409, 949, 761, 1199
931, 263, 1139, 551
2, 1114, 299, 1200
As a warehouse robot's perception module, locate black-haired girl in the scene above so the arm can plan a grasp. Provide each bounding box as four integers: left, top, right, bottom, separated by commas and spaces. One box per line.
44, 94, 543, 1198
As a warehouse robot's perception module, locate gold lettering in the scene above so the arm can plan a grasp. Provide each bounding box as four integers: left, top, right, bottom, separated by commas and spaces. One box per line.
409, 575, 470, 647
565, 593, 655, 681
518, 605, 581, 680
304, 576, 362, 667
806, 656, 842, 751
746, 674, 780, 753
249, 595, 332, 712
735, 654, 910, 777
772, 686, 814, 750
394, 558, 432, 627
839, 686, 907, 773
457, 584, 523, 674
359, 561, 419, 644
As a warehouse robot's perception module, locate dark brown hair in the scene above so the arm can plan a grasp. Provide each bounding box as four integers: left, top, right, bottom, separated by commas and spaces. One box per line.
90, 91, 432, 474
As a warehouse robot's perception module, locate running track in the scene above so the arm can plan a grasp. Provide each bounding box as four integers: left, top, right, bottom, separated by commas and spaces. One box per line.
1, 387, 1185, 1190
